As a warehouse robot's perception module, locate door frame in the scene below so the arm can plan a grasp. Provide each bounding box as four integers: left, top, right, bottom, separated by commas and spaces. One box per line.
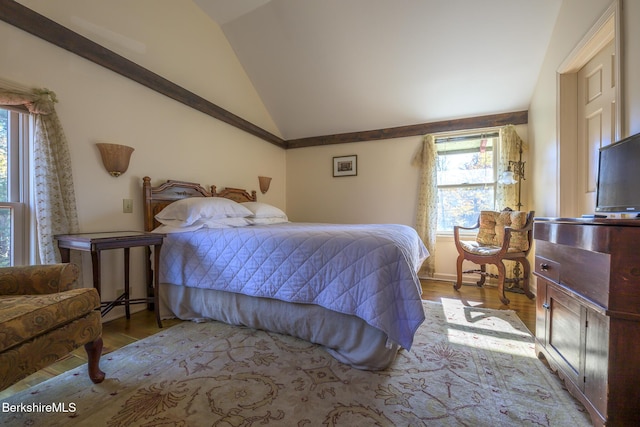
556, 0, 623, 217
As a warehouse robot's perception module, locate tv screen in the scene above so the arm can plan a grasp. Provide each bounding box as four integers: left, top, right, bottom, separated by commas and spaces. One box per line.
595, 132, 640, 213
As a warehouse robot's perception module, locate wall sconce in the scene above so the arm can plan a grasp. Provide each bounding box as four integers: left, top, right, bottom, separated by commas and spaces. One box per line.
258, 176, 272, 194
96, 143, 134, 177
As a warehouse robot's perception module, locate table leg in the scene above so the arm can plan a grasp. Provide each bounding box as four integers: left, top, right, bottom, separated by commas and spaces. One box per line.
124, 247, 130, 319
90, 250, 101, 297
153, 243, 163, 328
59, 247, 71, 263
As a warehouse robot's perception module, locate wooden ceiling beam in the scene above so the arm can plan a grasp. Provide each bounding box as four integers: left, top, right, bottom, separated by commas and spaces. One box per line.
286, 110, 528, 149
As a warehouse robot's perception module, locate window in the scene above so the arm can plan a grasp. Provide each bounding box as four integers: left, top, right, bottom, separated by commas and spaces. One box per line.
0, 107, 31, 266
436, 132, 498, 232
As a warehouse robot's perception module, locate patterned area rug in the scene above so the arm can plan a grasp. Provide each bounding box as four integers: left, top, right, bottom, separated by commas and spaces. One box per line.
1, 301, 590, 426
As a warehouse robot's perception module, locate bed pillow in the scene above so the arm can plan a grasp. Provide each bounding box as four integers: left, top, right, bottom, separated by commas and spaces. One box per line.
154, 217, 250, 233
241, 202, 288, 219
200, 217, 251, 228
155, 197, 253, 227
247, 217, 289, 225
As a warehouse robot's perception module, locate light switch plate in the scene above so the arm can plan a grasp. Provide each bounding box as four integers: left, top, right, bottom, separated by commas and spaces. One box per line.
123, 199, 133, 213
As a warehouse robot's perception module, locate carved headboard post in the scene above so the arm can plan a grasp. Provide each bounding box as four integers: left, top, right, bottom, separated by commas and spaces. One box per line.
211, 186, 257, 203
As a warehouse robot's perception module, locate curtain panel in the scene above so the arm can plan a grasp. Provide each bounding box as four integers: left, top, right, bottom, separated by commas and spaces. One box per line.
411, 134, 437, 277
496, 124, 526, 289
0, 81, 79, 264
497, 125, 524, 211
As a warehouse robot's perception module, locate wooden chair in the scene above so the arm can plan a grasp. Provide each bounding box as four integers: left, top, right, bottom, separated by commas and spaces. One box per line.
453, 210, 536, 305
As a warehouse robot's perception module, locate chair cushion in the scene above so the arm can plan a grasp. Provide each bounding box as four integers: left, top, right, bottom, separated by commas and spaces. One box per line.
0, 288, 100, 353
459, 240, 524, 255
476, 210, 530, 252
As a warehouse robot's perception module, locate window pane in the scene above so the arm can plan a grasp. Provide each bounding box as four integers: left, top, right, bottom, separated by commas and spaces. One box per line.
0, 109, 7, 202
437, 185, 495, 231
0, 207, 11, 267
437, 149, 494, 185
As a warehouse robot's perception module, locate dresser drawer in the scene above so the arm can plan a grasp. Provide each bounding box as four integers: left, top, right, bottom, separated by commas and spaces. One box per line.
534, 256, 560, 283
535, 239, 610, 308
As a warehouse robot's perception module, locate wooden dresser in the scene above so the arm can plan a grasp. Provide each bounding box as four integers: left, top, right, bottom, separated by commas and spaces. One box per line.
533, 218, 640, 426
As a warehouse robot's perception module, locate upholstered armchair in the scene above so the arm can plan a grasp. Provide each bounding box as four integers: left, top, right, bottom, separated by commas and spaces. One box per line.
0, 263, 104, 391
453, 210, 536, 305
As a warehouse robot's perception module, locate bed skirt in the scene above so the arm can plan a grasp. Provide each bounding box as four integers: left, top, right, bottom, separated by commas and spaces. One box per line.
159, 283, 402, 370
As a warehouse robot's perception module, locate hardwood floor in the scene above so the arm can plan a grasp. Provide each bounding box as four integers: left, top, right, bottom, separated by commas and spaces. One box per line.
421, 279, 536, 333
0, 279, 536, 400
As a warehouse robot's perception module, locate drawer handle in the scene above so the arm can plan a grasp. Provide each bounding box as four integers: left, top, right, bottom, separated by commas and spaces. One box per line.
540, 263, 550, 271
542, 303, 550, 310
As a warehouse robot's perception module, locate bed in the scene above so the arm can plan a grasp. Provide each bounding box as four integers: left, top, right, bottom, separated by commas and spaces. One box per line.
143, 176, 429, 370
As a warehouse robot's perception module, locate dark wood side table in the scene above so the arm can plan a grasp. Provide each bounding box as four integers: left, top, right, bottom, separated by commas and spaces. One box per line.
55, 231, 165, 328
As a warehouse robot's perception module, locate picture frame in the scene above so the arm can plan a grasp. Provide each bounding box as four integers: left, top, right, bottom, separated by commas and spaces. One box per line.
333, 155, 357, 177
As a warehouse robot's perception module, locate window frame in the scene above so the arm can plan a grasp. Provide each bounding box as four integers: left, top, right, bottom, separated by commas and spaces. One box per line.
435, 129, 500, 235
0, 107, 32, 266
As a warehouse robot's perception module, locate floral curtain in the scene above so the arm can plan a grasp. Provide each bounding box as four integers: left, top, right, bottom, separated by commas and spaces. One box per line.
411, 134, 437, 277
496, 124, 526, 289
496, 125, 523, 211
0, 80, 80, 264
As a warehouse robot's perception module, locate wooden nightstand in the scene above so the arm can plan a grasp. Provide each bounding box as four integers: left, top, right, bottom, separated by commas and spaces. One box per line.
55, 231, 165, 328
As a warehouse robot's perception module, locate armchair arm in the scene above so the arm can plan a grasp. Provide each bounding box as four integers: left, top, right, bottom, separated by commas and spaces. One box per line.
453, 219, 480, 240
453, 218, 480, 253
0, 263, 80, 295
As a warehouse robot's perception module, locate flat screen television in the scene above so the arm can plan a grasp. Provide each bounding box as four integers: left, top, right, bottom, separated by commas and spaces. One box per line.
595, 132, 640, 213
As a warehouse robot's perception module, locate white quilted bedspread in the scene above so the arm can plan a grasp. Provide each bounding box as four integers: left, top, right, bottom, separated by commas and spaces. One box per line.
158, 222, 429, 349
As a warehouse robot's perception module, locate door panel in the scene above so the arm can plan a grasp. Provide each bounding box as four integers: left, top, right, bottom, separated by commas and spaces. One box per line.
577, 40, 615, 215
547, 285, 583, 386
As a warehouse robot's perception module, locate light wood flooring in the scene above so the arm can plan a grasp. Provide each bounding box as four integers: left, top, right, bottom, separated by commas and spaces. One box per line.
0, 279, 536, 400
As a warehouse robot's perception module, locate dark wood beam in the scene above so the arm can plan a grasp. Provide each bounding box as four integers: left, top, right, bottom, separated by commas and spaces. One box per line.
287, 110, 528, 148
0, 0, 287, 148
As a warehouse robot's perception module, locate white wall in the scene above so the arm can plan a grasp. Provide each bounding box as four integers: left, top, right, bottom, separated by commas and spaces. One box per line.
529, 0, 640, 217
1, 0, 286, 320
286, 136, 420, 225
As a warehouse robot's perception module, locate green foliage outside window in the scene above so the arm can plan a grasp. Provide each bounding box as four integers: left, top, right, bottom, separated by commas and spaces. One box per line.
436, 136, 497, 231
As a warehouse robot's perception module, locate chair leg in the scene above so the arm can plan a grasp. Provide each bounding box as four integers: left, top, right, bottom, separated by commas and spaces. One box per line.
476, 264, 486, 287
84, 337, 105, 384
496, 262, 510, 305
454, 255, 464, 290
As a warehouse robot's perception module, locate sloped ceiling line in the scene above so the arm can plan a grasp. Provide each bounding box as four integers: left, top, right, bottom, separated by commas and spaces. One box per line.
0, 0, 527, 150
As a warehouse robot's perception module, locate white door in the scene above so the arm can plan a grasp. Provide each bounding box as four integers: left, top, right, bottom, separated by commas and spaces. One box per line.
576, 40, 616, 214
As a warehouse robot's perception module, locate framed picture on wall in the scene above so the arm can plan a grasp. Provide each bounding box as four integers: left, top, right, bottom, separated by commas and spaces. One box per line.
333, 155, 357, 177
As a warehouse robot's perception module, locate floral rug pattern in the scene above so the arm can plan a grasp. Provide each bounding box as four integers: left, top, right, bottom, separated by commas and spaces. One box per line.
1, 301, 590, 426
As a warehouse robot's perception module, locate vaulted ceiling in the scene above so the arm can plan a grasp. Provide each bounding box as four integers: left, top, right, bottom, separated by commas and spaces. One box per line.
194, 0, 563, 140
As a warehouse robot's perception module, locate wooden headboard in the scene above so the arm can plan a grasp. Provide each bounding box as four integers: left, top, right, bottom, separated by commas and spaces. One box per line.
142, 176, 257, 232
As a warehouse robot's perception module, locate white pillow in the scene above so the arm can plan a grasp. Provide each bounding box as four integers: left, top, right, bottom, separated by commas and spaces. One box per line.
200, 217, 251, 228
153, 223, 205, 234
241, 202, 288, 219
156, 197, 253, 227
247, 217, 289, 225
